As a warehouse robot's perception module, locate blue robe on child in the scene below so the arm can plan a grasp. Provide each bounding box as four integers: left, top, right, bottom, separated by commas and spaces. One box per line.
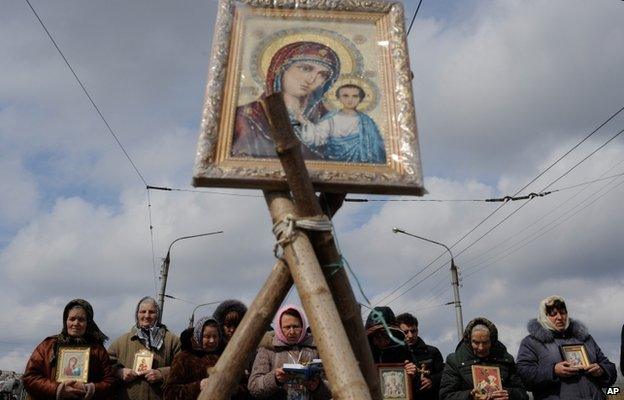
321, 111, 386, 164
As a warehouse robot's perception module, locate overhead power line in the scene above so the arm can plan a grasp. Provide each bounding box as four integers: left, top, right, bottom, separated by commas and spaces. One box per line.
407, 0, 424, 36
379, 110, 624, 305
25, 0, 148, 187
459, 160, 624, 269
461, 161, 624, 273
449, 127, 624, 264
461, 176, 624, 281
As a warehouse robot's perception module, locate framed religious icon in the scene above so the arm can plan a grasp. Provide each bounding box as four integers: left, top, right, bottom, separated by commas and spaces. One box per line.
377, 363, 412, 400
193, 0, 424, 195
56, 347, 90, 383
471, 365, 502, 396
132, 349, 154, 374
560, 344, 590, 368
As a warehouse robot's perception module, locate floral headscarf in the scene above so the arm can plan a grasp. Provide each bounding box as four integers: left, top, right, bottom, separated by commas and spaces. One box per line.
134, 296, 166, 351
192, 316, 221, 353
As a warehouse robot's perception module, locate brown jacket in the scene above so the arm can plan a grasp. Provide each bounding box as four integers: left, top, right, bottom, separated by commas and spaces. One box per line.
163, 350, 218, 400
108, 329, 180, 400
23, 337, 115, 400
248, 335, 330, 400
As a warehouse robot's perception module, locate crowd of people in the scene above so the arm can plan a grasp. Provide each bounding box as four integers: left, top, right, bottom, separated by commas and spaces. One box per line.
21, 295, 621, 400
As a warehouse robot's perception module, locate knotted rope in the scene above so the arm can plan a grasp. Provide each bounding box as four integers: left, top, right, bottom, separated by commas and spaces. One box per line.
272, 214, 333, 258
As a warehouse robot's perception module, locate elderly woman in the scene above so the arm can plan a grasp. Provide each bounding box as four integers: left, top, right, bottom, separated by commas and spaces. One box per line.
23, 299, 115, 400
440, 317, 528, 400
108, 297, 181, 400
516, 296, 616, 399
164, 317, 221, 400
248, 305, 331, 400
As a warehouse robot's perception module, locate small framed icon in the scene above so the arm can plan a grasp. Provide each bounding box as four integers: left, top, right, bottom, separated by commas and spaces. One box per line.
560, 344, 590, 368
132, 349, 154, 374
56, 347, 90, 383
471, 365, 502, 396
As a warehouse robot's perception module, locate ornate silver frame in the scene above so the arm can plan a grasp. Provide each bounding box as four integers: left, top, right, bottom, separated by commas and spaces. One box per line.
193, 0, 424, 195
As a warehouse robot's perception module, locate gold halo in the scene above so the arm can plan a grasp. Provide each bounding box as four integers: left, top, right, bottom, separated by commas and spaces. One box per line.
325, 75, 379, 113
259, 33, 357, 81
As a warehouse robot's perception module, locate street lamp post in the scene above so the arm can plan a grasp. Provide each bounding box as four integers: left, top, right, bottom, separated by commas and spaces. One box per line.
188, 301, 223, 328
392, 227, 464, 340
157, 231, 223, 324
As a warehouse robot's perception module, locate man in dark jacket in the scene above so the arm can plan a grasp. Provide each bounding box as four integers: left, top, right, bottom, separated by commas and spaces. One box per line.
440, 317, 528, 400
516, 295, 616, 400
396, 312, 444, 400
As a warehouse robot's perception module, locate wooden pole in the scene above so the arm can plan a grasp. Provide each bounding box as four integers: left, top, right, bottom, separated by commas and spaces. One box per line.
198, 93, 380, 400
198, 259, 292, 400
265, 192, 371, 400
262, 93, 376, 399
198, 192, 347, 400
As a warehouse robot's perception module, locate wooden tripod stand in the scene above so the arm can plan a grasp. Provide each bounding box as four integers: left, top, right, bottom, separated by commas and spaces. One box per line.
198, 93, 381, 400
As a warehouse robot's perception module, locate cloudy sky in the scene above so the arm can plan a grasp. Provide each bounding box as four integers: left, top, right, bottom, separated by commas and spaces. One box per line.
2, 0, 623, 375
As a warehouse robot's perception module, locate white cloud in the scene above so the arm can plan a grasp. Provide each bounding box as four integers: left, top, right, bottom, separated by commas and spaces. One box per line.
1, 0, 622, 378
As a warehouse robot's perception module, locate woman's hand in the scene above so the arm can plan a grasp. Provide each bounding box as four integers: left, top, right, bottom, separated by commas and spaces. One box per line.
60, 380, 86, 399
554, 361, 580, 378
143, 369, 163, 383
403, 360, 417, 376
470, 388, 486, 400
117, 368, 138, 382
585, 363, 604, 377
274, 368, 289, 384
489, 389, 509, 399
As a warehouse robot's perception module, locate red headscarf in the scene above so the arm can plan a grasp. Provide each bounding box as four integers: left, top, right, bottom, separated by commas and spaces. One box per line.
265, 41, 340, 120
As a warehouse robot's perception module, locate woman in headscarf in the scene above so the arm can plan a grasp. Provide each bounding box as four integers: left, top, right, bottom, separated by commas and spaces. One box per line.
164, 317, 221, 400
108, 297, 181, 400
213, 299, 247, 344
231, 41, 340, 159
516, 296, 616, 399
248, 305, 331, 400
439, 317, 528, 400
22, 299, 115, 400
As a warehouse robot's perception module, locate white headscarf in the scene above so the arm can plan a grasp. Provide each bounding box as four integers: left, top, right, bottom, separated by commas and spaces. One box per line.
537, 295, 570, 332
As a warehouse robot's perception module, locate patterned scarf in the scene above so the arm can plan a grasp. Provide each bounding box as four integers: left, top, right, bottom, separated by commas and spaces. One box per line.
134, 297, 166, 351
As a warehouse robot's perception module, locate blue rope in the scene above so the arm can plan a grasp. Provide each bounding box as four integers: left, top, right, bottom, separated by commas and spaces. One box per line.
321, 196, 404, 346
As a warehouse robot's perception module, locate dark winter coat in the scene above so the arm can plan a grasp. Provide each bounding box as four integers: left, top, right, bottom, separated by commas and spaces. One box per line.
23, 337, 115, 400
439, 318, 528, 400
407, 337, 444, 400
516, 318, 617, 400
163, 328, 219, 400
365, 307, 421, 396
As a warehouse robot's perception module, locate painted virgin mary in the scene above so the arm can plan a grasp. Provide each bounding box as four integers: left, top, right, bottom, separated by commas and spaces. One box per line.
231, 41, 340, 159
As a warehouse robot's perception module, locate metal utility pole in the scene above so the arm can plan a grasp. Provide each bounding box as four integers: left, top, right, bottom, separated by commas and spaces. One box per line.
392, 227, 464, 340
157, 231, 223, 324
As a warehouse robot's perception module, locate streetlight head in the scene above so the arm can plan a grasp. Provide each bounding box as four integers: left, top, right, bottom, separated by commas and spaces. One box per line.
392, 227, 401, 234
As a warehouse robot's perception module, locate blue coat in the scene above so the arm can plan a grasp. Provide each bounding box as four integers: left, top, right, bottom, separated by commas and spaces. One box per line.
516, 319, 616, 400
